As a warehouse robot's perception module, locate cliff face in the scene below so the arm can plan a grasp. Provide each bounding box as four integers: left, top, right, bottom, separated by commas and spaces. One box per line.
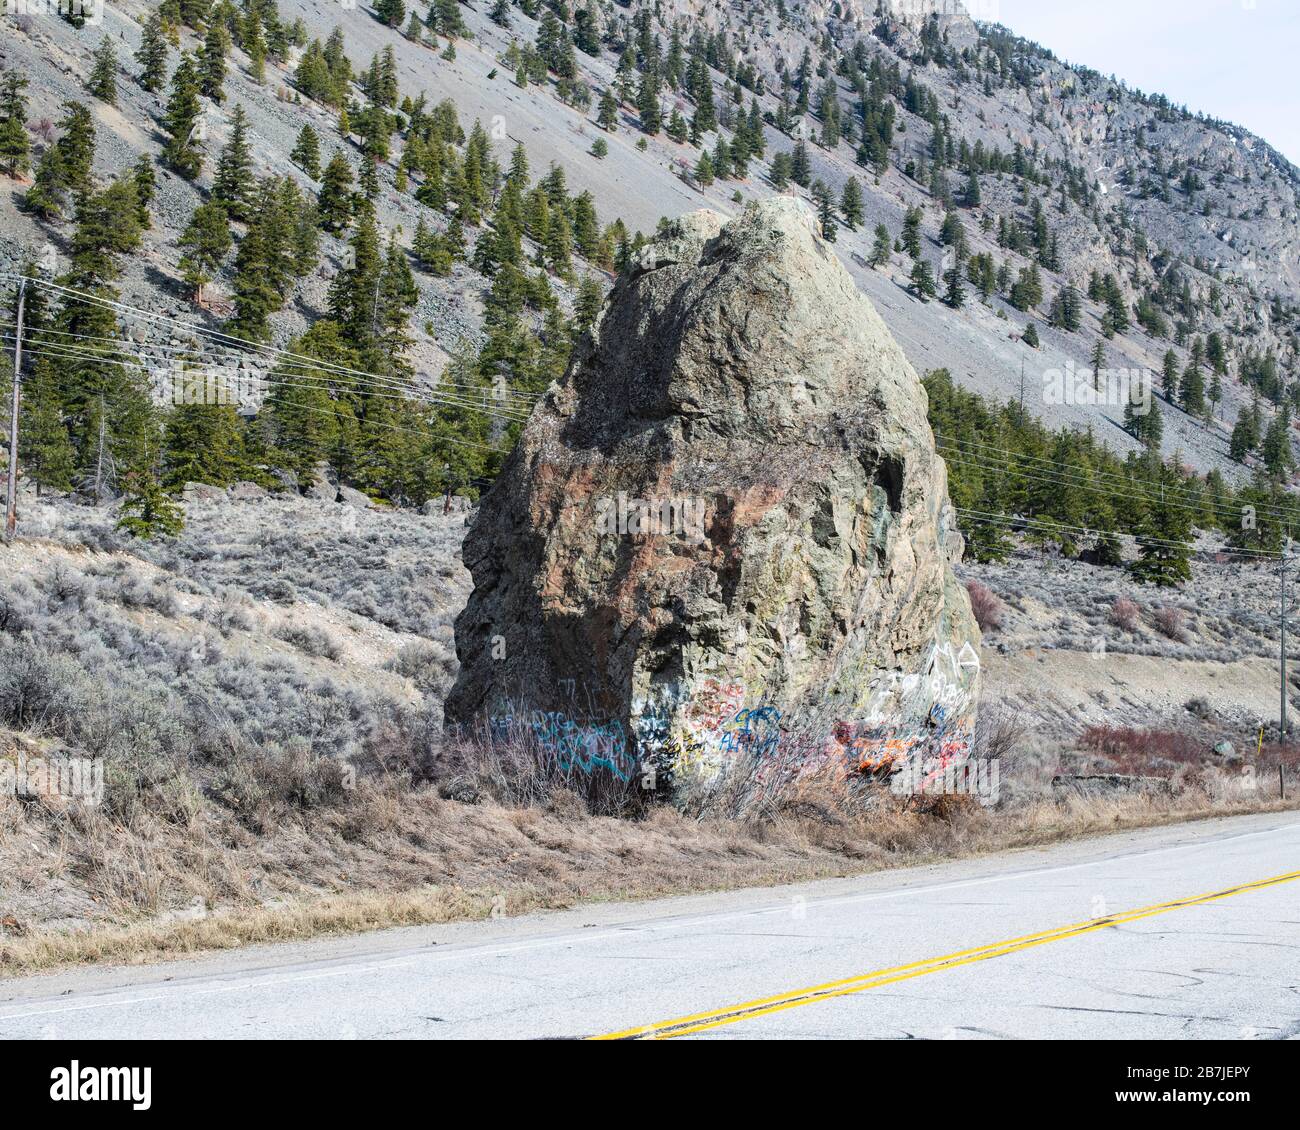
447, 197, 980, 806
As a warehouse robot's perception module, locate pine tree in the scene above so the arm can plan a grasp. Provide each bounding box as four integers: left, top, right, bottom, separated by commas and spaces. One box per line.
545, 207, 574, 278
244, 10, 267, 83
198, 22, 229, 103
131, 154, 156, 228
212, 105, 254, 221
1180, 359, 1205, 416
228, 186, 292, 341
1125, 394, 1163, 453
18, 360, 75, 494
317, 151, 354, 232
266, 324, 356, 482
66, 175, 143, 291
840, 176, 863, 230
163, 391, 248, 489
815, 181, 837, 241
0, 71, 30, 178
375, 0, 405, 27
1229, 408, 1259, 462
434, 0, 465, 38
1144, 398, 1164, 453
291, 124, 321, 178
117, 472, 185, 539
1091, 338, 1106, 383
1161, 349, 1179, 400
178, 200, 231, 304
694, 149, 714, 186
490, 0, 511, 27
574, 275, 603, 332
163, 53, 205, 178
637, 69, 661, 135
597, 87, 618, 131
54, 178, 152, 494
909, 258, 936, 301
1010, 264, 1043, 311
88, 37, 118, 105
790, 140, 811, 187
769, 150, 791, 189
870, 223, 891, 267
412, 216, 453, 275
1049, 284, 1082, 331
45, 101, 96, 198
901, 206, 922, 258
1020, 320, 1037, 345
24, 145, 69, 219
1129, 466, 1192, 587
1262, 406, 1293, 479
711, 135, 730, 179
135, 11, 171, 94
326, 214, 384, 347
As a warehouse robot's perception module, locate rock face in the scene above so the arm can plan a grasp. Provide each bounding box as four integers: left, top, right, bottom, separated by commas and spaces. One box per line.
446, 198, 980, 807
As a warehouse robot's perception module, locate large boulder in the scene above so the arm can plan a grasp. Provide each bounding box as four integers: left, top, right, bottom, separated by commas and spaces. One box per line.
446, 198, 980, 806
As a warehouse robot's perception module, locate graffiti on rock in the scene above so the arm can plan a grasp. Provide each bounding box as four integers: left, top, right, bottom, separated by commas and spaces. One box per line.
489, 701, 638, 782
483, 638, 982, 799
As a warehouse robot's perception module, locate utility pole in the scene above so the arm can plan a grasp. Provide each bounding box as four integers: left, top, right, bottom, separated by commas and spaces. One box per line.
93, 395, 106, 506
5, 277, 26, 544
1283, 550, 1294, 745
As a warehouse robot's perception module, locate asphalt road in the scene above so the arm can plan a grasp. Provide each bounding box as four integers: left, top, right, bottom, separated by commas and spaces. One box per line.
2, 812, 1298, 1040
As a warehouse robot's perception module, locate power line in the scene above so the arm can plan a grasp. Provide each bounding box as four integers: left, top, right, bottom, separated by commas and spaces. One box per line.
953, 507, 1283, 560
936, 430, 1278, 512
0, 323, 536, 420
938, 449, 1300, 532
0, 335, 534, 424
257, 394, 502, 453
936, 436, 1300, 527
0, 274, 542, 416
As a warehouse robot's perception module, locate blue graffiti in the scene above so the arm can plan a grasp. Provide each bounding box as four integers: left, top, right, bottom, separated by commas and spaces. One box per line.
718, 705, 782, 758
529, 711, 636, 781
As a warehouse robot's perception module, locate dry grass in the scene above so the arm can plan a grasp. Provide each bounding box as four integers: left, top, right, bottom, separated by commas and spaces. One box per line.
3, 772, 1295, 977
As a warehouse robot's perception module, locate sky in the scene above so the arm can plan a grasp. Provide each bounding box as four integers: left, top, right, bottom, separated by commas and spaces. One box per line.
970, 0, 1300, 168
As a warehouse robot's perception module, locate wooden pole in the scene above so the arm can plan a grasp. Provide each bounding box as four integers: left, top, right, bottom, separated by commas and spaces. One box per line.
4, 278, 26, 543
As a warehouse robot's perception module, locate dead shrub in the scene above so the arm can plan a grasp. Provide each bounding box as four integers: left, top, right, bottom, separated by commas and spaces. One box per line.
966, 580, 1003, 631
1154, 606, 1185, 640
1078, 726, 1204, 775
974, 699, 1028, 765
1109, 597, 1140, 632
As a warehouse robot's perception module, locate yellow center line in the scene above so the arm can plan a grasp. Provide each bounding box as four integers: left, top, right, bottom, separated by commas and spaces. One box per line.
589, 868, 1300, 1040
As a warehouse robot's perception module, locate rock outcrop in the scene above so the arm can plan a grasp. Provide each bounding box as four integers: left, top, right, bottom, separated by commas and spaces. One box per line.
446, 198, 980, 807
